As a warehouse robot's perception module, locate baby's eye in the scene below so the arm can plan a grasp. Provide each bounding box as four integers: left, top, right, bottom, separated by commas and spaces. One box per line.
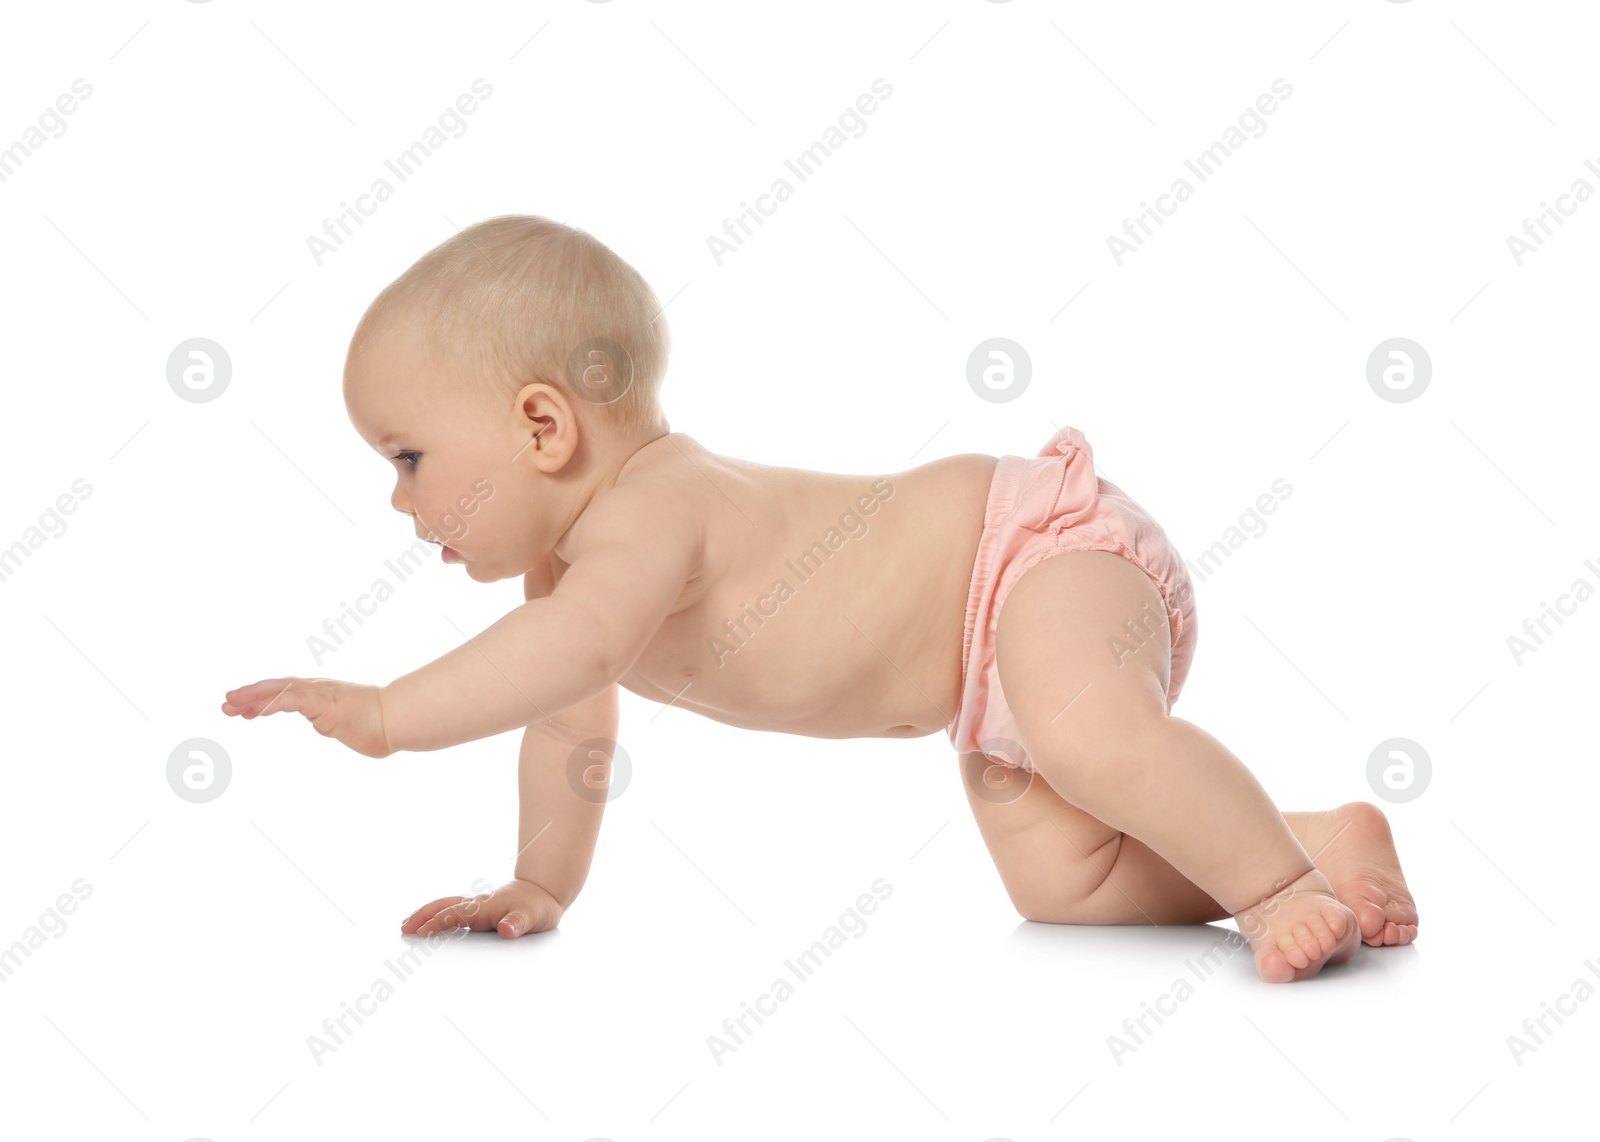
394, 451, 421, 468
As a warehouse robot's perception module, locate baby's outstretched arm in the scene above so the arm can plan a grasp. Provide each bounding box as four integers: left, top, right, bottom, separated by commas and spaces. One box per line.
223, 485, 700, 753
384, 488, 699, 751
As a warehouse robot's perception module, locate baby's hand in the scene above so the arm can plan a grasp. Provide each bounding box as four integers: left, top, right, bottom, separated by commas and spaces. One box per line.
221, 677, 392, 759
402, 878, 564, 939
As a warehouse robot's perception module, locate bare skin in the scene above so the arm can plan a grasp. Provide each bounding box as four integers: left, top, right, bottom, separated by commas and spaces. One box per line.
220, 311, 1418, 980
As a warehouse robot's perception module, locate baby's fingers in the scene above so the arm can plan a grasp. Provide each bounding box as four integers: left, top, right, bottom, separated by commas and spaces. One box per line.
400, 895, 467, 934
497, 910, 531, 939
412, 893, 494, 937
221, 678, 315, 719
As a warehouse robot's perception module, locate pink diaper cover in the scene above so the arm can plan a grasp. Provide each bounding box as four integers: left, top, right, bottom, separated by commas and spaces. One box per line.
946, 425, 1199, 772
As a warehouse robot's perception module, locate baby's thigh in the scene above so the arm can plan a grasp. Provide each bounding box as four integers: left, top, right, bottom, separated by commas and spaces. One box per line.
994, 548, 1174, 761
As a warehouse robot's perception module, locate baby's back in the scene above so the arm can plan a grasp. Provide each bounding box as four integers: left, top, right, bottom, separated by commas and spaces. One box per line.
582, 433, 997, 740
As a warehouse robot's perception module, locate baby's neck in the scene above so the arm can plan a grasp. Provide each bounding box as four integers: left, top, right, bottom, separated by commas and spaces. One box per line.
593, 425, 673, 495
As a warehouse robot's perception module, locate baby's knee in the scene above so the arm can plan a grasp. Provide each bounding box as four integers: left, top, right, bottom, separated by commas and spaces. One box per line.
1006, 835, 1126, 924
1022, 711, 1180, 787
1012, 883, 1133, 925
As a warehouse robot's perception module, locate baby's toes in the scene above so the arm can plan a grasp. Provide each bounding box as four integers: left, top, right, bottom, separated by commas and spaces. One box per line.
1302, 911, 1338, 956
1323, 903, 1351, 941
1279, 930, 1313, 971
1387, 900, 1419, 936
1350, 898, 1387, 944
1293, 922, 1326, 965
1256, 947, 1297, 984
1381, 920, 1417, 946
1325, 903, 1361, 965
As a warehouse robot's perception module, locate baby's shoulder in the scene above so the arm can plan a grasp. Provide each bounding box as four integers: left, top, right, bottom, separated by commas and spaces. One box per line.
562, 437, 709, 553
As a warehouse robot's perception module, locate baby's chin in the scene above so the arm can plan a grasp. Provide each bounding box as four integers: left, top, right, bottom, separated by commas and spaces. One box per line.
458, 556, 518, 584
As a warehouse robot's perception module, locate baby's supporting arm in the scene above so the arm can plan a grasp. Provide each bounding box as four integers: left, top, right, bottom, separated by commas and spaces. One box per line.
402, 683, 619, 938
511, 694, 618, 904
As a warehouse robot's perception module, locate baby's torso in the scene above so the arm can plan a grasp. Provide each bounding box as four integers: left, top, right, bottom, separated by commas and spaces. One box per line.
558, 434, 998, 739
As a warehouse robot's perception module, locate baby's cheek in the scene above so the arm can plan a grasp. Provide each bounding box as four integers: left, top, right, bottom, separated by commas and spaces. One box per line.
436, 510, 466, 543
448, 478, 499, 541
432, 497, 477, 544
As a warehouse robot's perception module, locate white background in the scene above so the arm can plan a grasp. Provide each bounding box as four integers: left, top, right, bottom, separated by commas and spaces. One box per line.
1, 1, 1595, 1138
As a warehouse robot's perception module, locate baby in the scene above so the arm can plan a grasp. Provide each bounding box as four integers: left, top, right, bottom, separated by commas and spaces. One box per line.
222, 215, 1418, 983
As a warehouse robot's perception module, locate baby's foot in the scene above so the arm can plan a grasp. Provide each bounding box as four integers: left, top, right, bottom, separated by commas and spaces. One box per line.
1305, 801, 1419, 947
1233, 868, 1360, 983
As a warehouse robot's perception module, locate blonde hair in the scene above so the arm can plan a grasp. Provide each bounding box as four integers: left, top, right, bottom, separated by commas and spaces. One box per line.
351, 215, 670, 436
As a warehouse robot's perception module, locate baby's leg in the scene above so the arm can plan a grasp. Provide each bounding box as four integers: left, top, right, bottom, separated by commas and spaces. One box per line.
992, 549, 1359, 982
963, 760, 1418, 945
961, 751, 1226, 924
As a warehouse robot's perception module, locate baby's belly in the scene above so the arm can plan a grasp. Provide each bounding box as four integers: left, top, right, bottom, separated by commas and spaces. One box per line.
620, 633, 960, 739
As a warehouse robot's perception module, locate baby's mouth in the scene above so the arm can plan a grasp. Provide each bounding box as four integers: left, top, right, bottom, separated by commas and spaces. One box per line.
418, 533, 464, 562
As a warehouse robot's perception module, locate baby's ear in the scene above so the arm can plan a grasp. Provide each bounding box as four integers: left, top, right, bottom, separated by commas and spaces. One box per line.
515, 382, 582, 471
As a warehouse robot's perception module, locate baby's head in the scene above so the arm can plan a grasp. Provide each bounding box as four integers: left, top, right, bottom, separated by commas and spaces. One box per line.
343, 214, 670, 582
